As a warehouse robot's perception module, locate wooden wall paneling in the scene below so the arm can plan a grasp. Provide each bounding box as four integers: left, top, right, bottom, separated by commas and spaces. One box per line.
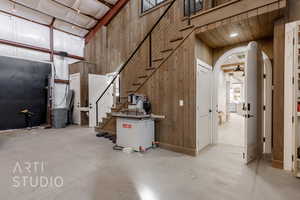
191, 0, 286, 27
196, 10, 280, 49
272, 18, 285, 169
84, 0, 285, 155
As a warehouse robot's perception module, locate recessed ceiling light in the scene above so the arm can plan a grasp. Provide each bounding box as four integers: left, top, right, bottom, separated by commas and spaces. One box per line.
230, 33, 238, 38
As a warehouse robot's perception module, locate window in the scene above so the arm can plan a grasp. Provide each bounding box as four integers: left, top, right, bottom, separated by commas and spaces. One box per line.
184, 0, 203, 16
141, 0, 167, 13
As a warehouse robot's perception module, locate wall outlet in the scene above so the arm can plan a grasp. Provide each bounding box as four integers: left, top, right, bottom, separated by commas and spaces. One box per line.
179, 100, 184, 107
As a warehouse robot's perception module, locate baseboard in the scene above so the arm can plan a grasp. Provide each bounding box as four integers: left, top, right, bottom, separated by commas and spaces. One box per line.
272, 159, 284, 169
159, 142, 197, 156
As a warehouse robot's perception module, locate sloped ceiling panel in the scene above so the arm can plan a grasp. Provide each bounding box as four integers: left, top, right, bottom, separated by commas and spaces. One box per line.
13, 0, 97, 28
0, 0, 52, 25
58, 0, 77, 7
0, 0, 120, 37
106, 0, 118, 4
54, 19, 88, 37
77, 0, 110, 18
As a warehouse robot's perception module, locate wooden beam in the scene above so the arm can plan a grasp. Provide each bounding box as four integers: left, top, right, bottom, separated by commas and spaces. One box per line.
0, 38, 84, 60
96, 0, 114, 8
85, 0, 129, 44
50, 18, 55, 62
223, 69, 244, 73
54, 79, 70, 84
272, 18, 285, 169
9, 0, 89, 31
221, 62, 245, 68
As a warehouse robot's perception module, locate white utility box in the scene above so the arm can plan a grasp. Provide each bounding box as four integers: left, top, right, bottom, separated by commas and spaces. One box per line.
116, 118, 154, 151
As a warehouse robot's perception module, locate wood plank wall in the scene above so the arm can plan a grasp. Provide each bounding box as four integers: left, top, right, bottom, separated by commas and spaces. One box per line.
85, 0, 178, 75
213, 0, 232, 6
272, 19, 285, 169
85, 0, 198, 155
84, 0, 288, 156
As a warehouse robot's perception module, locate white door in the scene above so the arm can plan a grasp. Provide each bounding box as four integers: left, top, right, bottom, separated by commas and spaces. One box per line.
263, 58, 272, 154
197, 60, 212, 151
89, 74, 113, 127
70, 73, 81, 125
244, 42, 263, 163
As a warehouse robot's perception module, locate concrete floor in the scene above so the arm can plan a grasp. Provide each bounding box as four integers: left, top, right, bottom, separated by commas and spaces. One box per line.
0, 126, 300, 200
218, 113, 244, 147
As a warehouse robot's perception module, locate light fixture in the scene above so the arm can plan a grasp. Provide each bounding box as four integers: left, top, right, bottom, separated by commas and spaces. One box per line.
234, 65, 242, 72
230, 32, 238, 38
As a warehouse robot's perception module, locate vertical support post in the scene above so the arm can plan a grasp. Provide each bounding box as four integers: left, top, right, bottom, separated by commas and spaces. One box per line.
96, 102, 99, 126
50, 18, 55, 62
272, 18, 285, 169
188, 0, 191, 25
47, 18, 55, 128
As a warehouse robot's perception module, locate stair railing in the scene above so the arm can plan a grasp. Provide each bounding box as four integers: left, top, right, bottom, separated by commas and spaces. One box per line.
95, 0, 178, 125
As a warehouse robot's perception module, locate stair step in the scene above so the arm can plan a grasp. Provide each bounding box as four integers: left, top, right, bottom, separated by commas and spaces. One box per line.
132, 82, 142, 86
179, 25, 194, 32
152, 57, 164, 62
170, 36, 184, 43
161, 48, 173, 53
138, 75, 148, 79
145, 67, 156, 71
94, 127, 116, 135
102, 118, 109, 124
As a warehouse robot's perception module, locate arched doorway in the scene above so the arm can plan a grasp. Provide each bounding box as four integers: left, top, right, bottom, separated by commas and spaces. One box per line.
211, 45, 273, 157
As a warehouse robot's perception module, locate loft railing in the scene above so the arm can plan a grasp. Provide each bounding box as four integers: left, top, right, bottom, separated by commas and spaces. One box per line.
95, 0, 178, 125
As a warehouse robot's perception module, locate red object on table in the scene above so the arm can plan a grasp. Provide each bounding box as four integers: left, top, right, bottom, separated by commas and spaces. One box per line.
298, 103, 300, 112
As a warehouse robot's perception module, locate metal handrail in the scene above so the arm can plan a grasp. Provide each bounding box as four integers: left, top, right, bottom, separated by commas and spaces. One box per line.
95, 0, 178, 124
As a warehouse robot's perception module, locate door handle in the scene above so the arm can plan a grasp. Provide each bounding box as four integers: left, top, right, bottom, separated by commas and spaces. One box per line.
242, 103, 246, 111
246, 114, 254, 118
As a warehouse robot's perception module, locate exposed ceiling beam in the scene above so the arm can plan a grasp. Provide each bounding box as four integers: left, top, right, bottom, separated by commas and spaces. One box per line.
96, 0, 114, 8
9, 0, 89, 31
0, 38, 84, 60
223, 69, 244, 73
85, 0, 129, 44
221, 62, 245, 69
51, 0, 99, 21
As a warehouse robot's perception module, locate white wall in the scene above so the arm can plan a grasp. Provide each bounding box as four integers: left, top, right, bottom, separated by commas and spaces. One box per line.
0, 12, 84, 109
54, 30, 84, 57
53, 56, 78, 108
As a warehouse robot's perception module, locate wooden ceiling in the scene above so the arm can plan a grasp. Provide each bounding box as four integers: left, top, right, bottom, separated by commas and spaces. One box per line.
195, 10, 282, 48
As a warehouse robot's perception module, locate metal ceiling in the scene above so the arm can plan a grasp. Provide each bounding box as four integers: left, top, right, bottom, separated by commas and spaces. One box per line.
0, 0, 119, 37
